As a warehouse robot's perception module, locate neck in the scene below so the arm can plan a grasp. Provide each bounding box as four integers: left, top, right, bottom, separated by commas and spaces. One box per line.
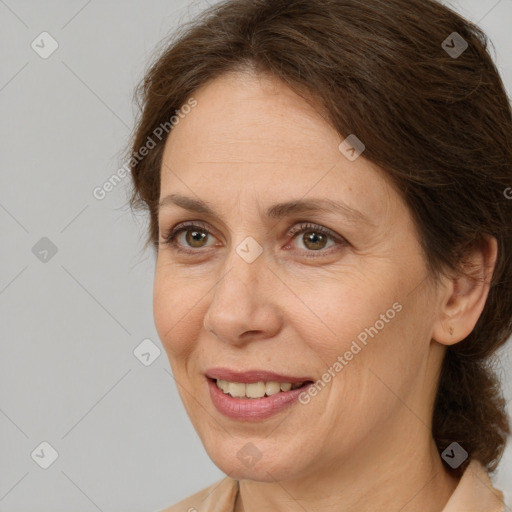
235, 436, 460, 512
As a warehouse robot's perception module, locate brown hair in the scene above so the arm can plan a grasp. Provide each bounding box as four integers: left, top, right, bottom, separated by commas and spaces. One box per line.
126, 0, 512, 474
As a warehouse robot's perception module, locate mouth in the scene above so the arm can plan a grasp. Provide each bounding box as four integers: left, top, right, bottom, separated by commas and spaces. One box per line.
209, 377, 311, 399
204, 369, 315, 420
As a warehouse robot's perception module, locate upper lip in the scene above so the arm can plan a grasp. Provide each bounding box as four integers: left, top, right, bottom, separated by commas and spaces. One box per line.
205, 368, 313, 384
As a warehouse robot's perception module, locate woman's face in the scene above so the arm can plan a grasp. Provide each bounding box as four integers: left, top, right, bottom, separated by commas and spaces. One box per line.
154, 70, 446, 482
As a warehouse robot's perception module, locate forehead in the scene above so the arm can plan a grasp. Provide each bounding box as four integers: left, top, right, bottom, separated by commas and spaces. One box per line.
164, 71, 339, 163
159, 71, 398, 223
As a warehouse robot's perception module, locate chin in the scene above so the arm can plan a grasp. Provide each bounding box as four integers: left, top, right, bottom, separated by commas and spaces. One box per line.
205, 439, 305, 482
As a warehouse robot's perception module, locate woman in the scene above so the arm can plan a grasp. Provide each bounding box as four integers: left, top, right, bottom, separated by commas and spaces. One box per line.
126, 0, 512, 510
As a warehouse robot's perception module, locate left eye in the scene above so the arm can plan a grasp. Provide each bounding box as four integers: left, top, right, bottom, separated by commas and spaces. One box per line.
160, 222, 347, 255
287, 223, 345, 252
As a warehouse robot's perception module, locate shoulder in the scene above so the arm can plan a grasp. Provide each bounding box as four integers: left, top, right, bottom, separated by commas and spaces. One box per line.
155, 476, 239, 512
442, 458, 505, 512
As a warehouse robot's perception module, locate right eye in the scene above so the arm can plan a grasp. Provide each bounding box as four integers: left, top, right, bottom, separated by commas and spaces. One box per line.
160, 222, 217, 254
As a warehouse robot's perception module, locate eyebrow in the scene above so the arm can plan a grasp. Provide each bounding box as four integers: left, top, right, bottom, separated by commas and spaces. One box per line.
158, 194, 375, 226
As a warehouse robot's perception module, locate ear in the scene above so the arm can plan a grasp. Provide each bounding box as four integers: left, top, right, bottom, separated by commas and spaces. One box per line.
432, 234, 498, 346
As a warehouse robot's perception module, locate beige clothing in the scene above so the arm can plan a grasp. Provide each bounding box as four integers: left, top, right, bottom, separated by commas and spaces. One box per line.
158, 459, 505, 512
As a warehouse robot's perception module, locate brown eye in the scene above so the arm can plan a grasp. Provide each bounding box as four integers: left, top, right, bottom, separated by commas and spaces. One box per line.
288, 222, 346, 255
161, 221, 347, 257
184, 228, 209, 248
160, 222, 216, 253
301, 231, 329, 251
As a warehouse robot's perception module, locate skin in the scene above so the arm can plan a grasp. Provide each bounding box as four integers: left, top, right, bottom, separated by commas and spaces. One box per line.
153, 69, 497, 512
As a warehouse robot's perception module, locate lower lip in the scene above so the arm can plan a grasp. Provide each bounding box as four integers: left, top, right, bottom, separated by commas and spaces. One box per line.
207, 378, 313, 420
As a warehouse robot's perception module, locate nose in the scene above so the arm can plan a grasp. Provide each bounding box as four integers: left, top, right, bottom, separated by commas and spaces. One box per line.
203, 245, 282, 346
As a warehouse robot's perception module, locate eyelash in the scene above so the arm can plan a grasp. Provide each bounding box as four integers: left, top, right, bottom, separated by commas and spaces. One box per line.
159, 221, 347, 257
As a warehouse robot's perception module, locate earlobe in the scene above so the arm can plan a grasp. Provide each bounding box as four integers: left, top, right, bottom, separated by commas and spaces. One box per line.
432, 235, 498, 347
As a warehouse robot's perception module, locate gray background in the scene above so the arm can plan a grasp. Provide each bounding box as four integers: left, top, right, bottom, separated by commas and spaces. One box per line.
0, 0, 511, 510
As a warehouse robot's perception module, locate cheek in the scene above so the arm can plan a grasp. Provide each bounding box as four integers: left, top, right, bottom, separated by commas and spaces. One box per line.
296, 275, 423, 415
298, 276, 402, 355
152, 265, 206, 359
320, 288, 430, 420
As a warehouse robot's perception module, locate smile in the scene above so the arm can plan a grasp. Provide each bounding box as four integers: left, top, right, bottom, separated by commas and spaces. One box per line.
205, 373, 315, 420
215, 379, 306, 398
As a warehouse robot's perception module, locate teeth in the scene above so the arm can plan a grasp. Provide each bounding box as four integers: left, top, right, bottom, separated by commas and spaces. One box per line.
228, 382, 246, 398
246, 382, 266, 398
265, 381, 281, 396
215, 379, 305, 398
